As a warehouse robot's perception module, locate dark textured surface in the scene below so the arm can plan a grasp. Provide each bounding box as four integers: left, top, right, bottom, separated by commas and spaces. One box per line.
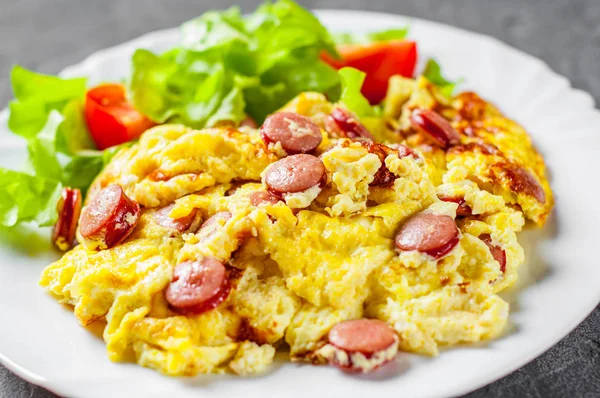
1, 0, 599, 397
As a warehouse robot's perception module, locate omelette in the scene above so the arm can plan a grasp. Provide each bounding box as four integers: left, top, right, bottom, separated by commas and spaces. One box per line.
40, 74, 553, 376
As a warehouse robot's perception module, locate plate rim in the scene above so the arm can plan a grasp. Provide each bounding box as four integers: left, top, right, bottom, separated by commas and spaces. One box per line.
1, 8, 599, 398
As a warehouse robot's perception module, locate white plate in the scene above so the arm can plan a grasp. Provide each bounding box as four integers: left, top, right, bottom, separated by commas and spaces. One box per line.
1, 9, 599, 398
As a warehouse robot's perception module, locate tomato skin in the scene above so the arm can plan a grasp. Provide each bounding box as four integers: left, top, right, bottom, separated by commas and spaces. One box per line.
322, 40, 418, 104
84, 84, 155, 150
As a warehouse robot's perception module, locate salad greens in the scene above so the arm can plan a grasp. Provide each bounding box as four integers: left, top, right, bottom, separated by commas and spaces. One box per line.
333, 27, 410, 45
8, 66, 87, 140
423, 59, 462, 98
338, 67, 375, 118
131, 0, 341, 126
1, 68, 116, 227
0, 170, 63, 228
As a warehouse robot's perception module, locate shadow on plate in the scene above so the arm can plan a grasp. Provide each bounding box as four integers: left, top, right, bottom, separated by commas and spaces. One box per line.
350, 354, 411, 381
500, 209, 559, 311
181, 349, 289, 386
488, 209, 559, 340
0, 224, 58, 258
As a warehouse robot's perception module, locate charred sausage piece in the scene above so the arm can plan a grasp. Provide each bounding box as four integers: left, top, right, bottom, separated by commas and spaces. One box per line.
79, 184, 140, 250
52, 187, 83, 251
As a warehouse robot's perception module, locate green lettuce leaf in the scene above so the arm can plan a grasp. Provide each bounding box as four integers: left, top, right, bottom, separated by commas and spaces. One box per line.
423, 59, 463, 98
247, 0, 339, 72
8, 66, 87, 139
2, 67, 119, 228
130, 49, 248, 127
338, 67, 375, 118
240, 77, 287, 123
23, 101, 109, 191
131, 0, 340, 126
0, 169, 63, 228
181, 7, 250, 53
57, 98, 97, 153
334, 27, 410, 45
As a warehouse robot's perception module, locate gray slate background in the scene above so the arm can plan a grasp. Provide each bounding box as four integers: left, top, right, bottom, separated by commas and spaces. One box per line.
1, 0, 599, 397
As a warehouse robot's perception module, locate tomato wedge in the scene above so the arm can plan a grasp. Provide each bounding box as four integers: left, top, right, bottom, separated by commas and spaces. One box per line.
322, 40, 418, 105
84, 83, 156, 150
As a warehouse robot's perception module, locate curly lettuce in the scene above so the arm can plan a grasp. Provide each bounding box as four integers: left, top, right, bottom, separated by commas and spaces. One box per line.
423, 59, 463, 98
130, 0, 341, 126
0, 170, 63, 228
1, 67, 117, 227
333, 27, 410, 45
338, 67, 375, 118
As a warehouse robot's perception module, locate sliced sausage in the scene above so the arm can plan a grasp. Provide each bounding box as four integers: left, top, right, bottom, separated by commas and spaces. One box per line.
154, 204, 200, 234
410, 108, 460, 148
397, 144, 418, 159
261, 112, 322, 154
395, 212, 460, 259
240, 116, 258, 129
264, 154, 326, 194
449, 142, 499, 156
328, 107, 374, 141
197, 211, 231, 240
249, 191, 280, 206
52, 187, 83, 251
326, 319, 399, 372
165, 257, 230, 315
480, 234, 507, 273
438, 195, 473, 217
79, 184, 140, 250
324, 113, 344, 137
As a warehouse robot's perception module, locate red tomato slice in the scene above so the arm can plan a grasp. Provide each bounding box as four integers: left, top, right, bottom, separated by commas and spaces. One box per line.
322, 40, 418, 105
84, 83, 156, 150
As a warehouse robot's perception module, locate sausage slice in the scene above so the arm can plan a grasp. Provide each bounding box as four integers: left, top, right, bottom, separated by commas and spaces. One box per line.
264, 154, 326, 194
395, 212, 460, 259
328, 107, 374, 141
154, 204, 200, 234
79, 184, 140, 250
198, 211, 231, 237
410, 108, 460, 148
438, 195, 473, 217
165, 257, 230, 315
480, 234, 507, 273
397, 144, 419, 159
52, 187, 82, 251
323, 319, 399, 373
240, 116, 258, 129
261, 112, 322, 154
249, 191, 280, 207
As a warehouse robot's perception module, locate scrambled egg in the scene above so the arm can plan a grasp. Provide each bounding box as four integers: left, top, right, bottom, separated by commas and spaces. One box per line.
388, 76, 553, 225
40, 75, 552, 377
